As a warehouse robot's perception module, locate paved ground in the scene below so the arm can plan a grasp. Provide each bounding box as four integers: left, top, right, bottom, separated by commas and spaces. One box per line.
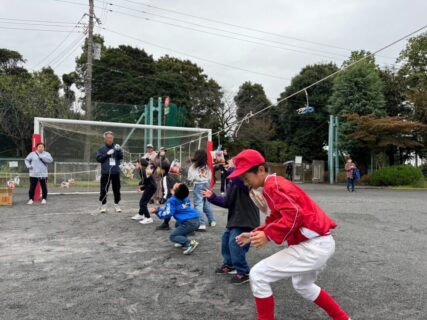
0, 184, 426, 320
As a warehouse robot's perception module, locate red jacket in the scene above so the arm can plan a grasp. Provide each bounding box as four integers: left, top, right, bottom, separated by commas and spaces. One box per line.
254, 175, 337, 246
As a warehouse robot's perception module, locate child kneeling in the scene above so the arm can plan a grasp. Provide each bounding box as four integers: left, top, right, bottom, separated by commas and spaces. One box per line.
151, 183, 200, 255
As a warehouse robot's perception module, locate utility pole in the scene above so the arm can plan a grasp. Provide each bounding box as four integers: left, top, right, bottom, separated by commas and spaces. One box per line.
84, 0, 94, 162
85, 0, 94, 120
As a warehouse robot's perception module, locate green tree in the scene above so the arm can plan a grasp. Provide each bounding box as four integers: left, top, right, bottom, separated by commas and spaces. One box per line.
397, 32, 427, 158
0, 63, 75, 156
233, 82, 274, 154
329, 51, 385, 168
275, 63, 339, 161
67, 38, 224, 129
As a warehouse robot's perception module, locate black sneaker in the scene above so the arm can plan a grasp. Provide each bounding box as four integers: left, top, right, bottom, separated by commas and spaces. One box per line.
156, 224, 170, 231
231, 274, 250, 285
215, 265, 237, 275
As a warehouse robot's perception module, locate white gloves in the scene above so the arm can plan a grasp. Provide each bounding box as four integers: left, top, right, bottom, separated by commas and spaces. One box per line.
107, 149, 114, 156
114, 144, 121, 151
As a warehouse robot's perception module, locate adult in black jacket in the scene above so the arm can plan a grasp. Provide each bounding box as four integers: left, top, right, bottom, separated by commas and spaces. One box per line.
202, 167, 260, 285
96, 131, 123, 213
131, 159, 157, 224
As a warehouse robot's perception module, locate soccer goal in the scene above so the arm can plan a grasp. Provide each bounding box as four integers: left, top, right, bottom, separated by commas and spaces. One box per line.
33, 117, 212, 194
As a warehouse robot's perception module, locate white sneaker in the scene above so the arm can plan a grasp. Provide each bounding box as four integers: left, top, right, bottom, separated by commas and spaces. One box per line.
139, 217, 153, 224
210, 221, 217, 227
114, 204, 122, 213
131, 214, 145, 220
174, 243, 183, 248
198, 225, 207, 231
27, 199, 33, 205
100, 205, 107, 213
41, 199, 47, 205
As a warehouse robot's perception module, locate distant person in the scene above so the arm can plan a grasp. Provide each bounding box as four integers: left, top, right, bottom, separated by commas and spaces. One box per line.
153, 147, 169, 204
188, 149, 216, 231
150, 183, 200, 255
25, 143, 53, 205
96, 131, 123, 213
143, 144, 157, 163
345, 158, 356, 192
132, 158, 157, 224
202, 161, 260, 285
285, 163, 293, 181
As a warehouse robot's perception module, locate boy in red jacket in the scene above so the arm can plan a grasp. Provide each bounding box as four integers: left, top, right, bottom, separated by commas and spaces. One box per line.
231, 149, 350, 320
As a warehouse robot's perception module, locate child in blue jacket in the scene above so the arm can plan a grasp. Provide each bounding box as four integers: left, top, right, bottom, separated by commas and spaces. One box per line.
151, 183, 200, 255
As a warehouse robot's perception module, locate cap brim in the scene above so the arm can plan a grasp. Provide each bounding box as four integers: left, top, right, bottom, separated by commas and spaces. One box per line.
227, 167, 248, 179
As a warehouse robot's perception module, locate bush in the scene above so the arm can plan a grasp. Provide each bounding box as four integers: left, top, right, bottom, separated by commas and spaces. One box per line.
420, 163, 427, 178
370, 165, 424, 187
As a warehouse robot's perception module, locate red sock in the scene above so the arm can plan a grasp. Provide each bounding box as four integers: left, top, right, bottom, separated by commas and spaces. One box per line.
314, 289, 349, 320
255, 295, 275, 320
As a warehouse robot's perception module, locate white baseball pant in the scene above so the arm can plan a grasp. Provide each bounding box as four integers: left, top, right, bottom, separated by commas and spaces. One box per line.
250, 235, 335, 301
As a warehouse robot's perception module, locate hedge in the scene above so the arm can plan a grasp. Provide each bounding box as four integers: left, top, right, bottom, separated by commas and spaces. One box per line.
370, 165, 424, 187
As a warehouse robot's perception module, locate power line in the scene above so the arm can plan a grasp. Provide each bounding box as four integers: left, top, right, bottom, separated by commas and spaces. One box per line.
33, 15, 87, 69
102, 27, 291, 81
0, 26, 83, 32
101, 1, 350, 61
165, 24, 427, 149
0, 17, 83, 25
120, 0, 355, 53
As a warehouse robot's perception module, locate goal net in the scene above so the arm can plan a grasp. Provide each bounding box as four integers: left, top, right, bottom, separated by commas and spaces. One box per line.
33, 117, 212, 194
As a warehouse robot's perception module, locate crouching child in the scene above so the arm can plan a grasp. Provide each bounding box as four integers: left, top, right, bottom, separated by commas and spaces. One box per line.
151, 183, 200, 255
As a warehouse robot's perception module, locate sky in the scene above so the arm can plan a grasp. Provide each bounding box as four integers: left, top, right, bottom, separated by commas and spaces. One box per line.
1, 0, 427, 103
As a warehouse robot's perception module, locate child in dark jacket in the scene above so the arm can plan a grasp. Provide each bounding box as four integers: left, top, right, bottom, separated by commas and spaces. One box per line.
202, 166, 260, 285
131, 158, 157, 224
151, 183, 200, 255
156, 161, 181, 230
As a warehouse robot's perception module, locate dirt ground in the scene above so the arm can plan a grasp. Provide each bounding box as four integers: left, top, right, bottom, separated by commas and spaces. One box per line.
0, 184, 426, 320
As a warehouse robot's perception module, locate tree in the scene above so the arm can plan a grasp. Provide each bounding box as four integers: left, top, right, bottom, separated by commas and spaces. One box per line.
66, 38, 224, 129
274, 63, 339, 161
397, 32, 427, 158
329, 51, 386, 168
0, 65, 75, 156
344, 114, 427, 165
232, 82, 273, 153
0, 48, 25, 70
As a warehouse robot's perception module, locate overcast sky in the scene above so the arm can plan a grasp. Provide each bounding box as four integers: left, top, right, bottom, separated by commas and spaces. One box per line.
1, 0, 426, 102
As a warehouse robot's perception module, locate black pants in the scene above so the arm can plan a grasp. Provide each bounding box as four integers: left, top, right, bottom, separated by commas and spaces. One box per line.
29, 177, 48, 200
139, 187, 156, 218
99, 174, 121, 205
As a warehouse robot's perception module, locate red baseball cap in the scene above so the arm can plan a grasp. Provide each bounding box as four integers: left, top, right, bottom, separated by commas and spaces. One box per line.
227, 149, 265, 179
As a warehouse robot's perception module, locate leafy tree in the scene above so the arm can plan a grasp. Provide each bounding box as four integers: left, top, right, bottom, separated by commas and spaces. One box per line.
329, 51, 386, 168
0, 64, 75, 156
66, 37, 224, 129
274, 63, 338, 161
397, 32, 427, 158
233, 82, 274, 153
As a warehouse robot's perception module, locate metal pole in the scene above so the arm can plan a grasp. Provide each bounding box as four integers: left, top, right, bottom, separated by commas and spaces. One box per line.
149, 98, 154, 146
328, 115, 334, 184
157, 97, 162, 150
334, 116, 339, 183
122, 108, 145, 148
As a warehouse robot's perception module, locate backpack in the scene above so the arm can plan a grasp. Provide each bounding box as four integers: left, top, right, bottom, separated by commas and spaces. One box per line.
354, 168, 361, 181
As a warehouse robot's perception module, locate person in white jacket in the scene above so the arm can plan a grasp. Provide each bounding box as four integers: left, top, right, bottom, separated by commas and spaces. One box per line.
24, 143, 53, 205
187, 149, 216, 230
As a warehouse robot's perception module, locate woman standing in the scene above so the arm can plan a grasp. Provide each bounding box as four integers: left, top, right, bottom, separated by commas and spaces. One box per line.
25, 143, 53, 205
188, 149, 216, 231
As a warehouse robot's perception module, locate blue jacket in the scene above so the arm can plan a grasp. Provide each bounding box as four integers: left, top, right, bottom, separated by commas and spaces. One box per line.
96, 144, 123, 175
156, 196, 199, 224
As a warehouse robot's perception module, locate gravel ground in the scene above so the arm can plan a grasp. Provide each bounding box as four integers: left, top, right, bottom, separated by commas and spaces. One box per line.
0, 184, 426, 320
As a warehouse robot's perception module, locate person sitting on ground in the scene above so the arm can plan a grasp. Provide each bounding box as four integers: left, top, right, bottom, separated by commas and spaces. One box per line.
131, 158, 157, 224
202, 161, 260, 285
150, 183, 200, 255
